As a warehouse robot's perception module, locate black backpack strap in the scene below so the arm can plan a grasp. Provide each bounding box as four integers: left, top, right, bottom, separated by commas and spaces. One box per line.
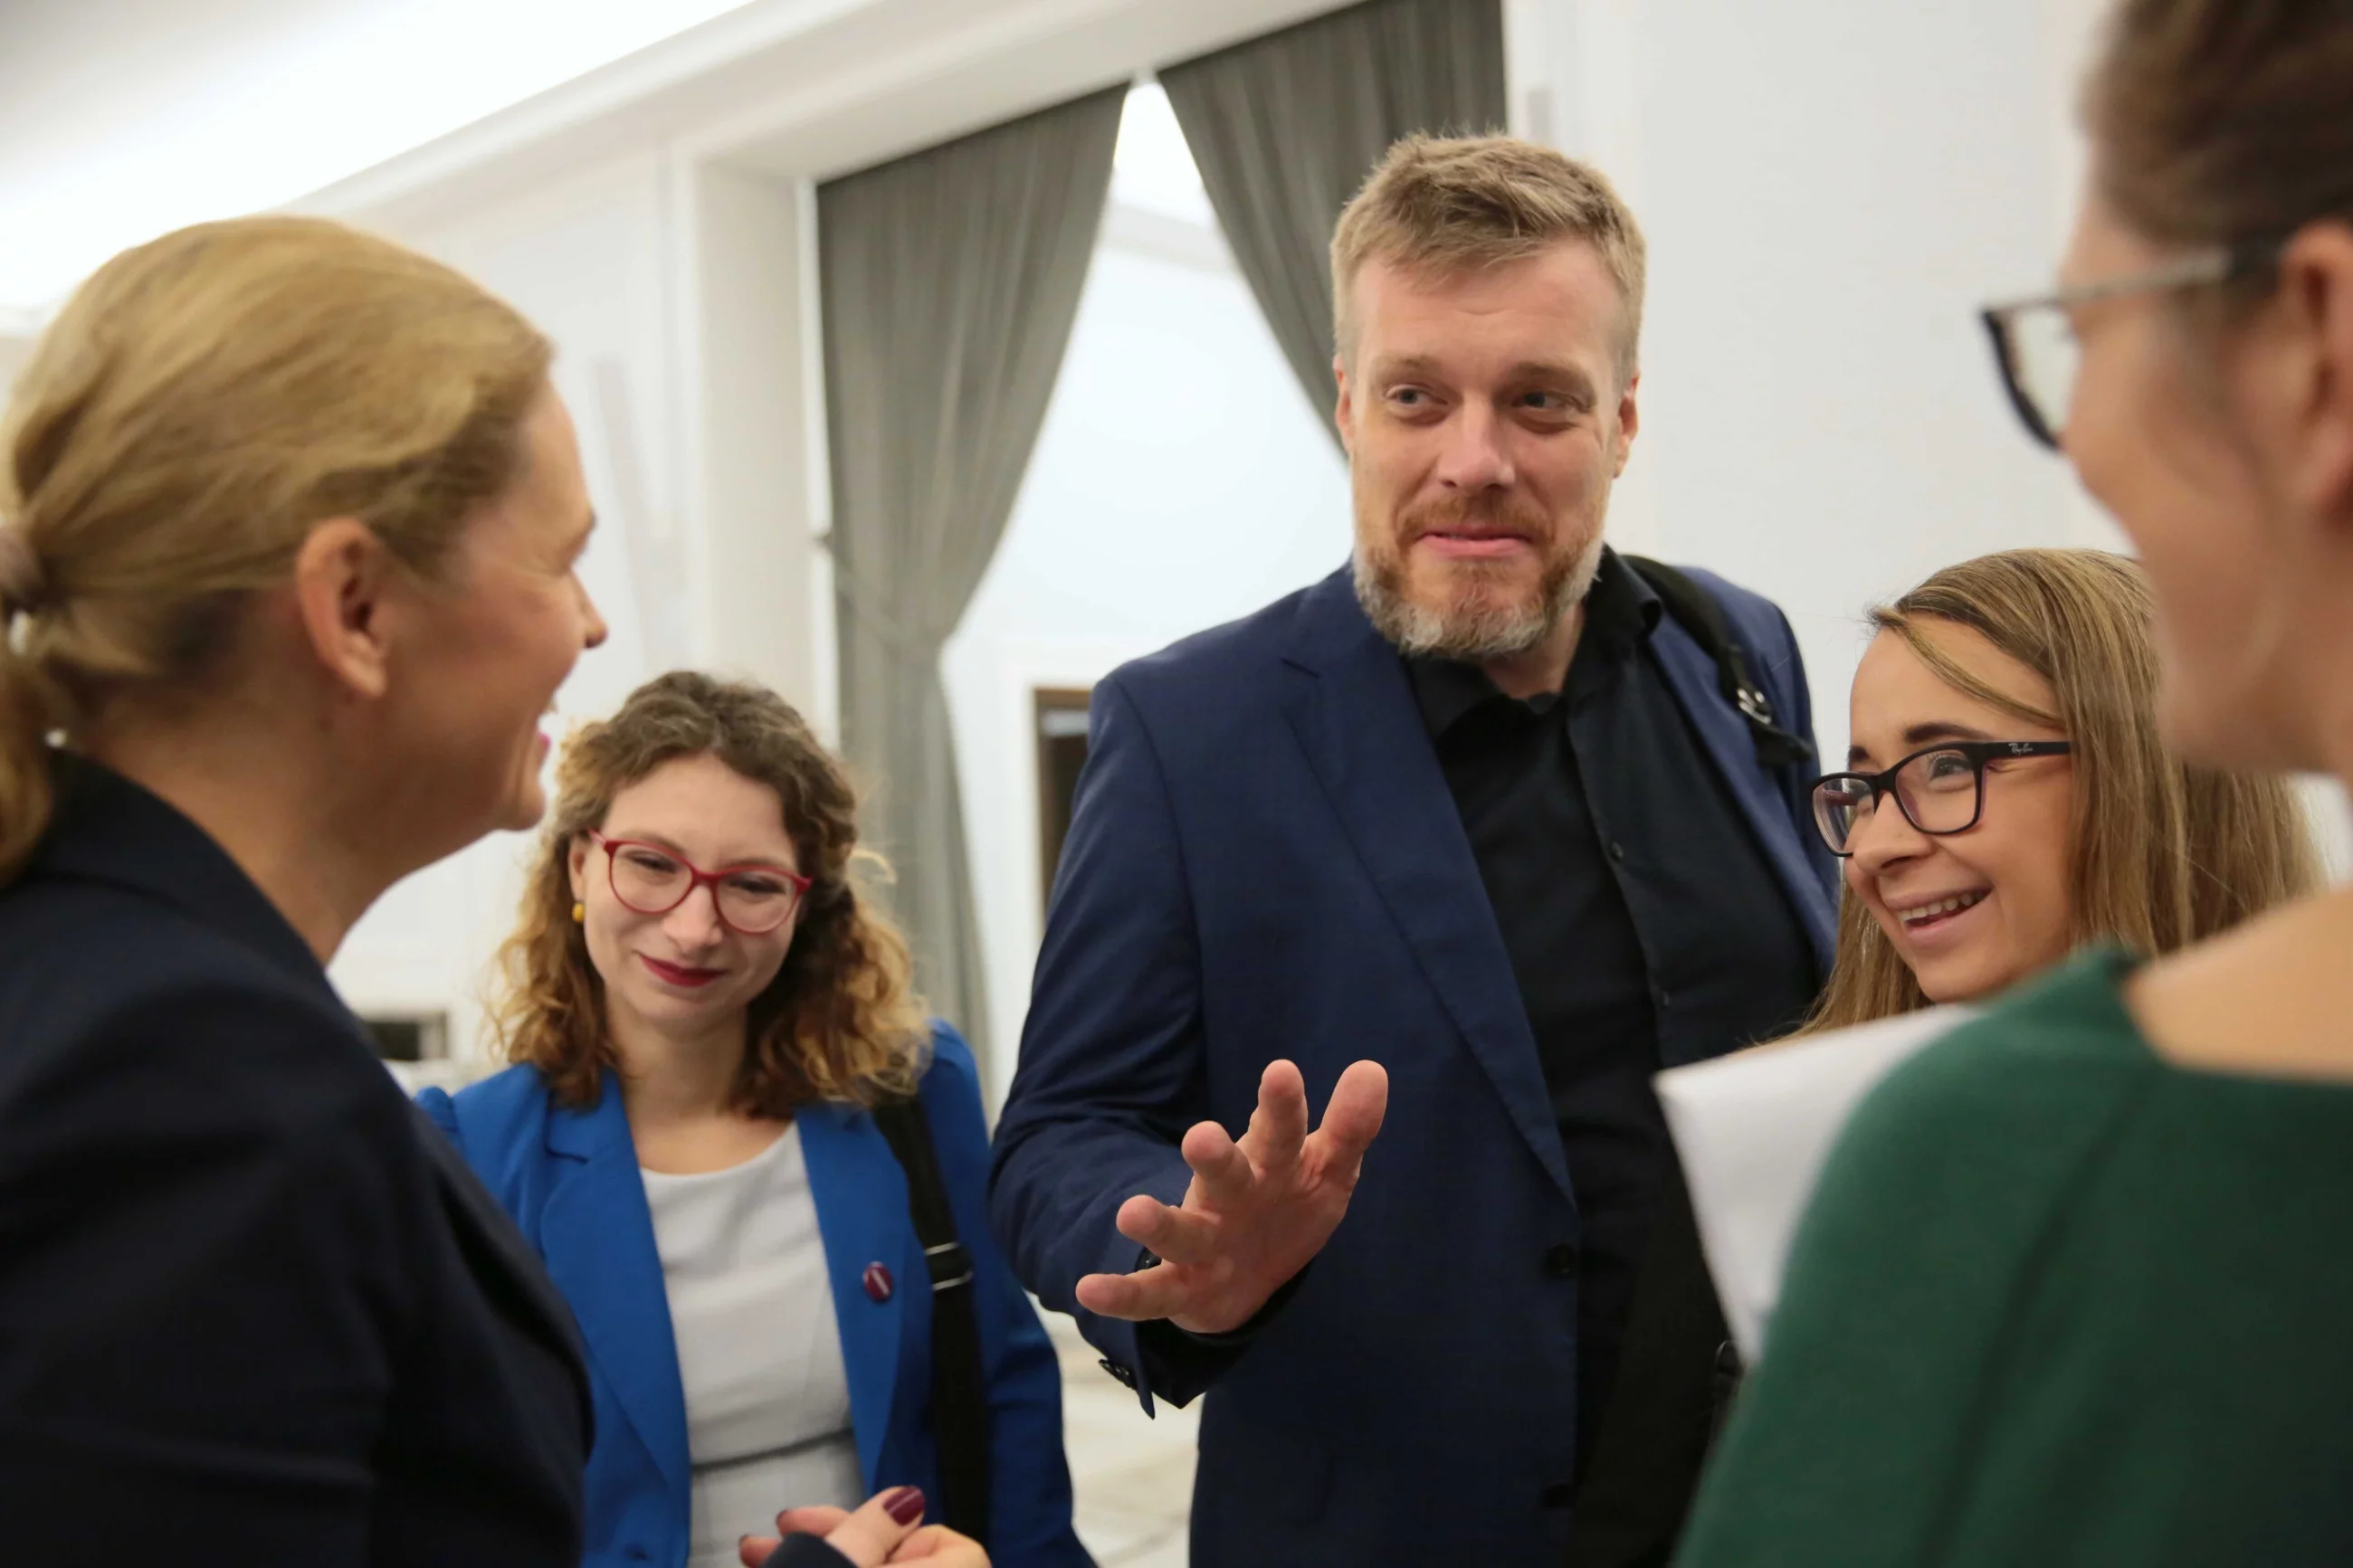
1622, 555, 1815, 770
871, 1097, 991, 1546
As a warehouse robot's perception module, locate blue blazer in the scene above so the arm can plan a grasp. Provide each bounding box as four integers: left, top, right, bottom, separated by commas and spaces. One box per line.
990, 565, 1838, 1567
421, 1024, 1090, 1568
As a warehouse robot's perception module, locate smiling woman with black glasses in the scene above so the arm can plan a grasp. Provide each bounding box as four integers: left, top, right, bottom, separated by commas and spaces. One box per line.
1678, 4, 2353, 1554
1788, 547, 2310, 1034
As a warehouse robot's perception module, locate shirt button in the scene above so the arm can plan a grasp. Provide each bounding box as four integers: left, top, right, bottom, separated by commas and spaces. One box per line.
1540, 1480, 1576, 1508
1655, 987, 1673, 1010
1608, 841, 1626, 860
1544, 1243, 1577, 1278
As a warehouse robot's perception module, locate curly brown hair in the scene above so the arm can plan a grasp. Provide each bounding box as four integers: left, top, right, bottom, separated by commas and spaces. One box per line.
494, 670, 929, 1113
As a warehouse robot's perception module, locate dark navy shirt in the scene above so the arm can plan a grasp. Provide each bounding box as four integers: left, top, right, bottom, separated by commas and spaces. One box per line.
1406, 549, 1820, 1493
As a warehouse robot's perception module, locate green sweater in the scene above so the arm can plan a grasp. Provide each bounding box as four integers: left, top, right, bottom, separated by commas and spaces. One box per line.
1675, 949, 2353, 1566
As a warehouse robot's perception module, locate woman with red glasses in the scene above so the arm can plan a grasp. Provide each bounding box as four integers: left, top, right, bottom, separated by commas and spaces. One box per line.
419, 670, 1084, 1568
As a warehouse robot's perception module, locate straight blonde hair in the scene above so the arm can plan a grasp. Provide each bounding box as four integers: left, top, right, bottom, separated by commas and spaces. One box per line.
1805, 548, 2317, 1032
1329, 134, 1647, 378
0, 216, 552, 884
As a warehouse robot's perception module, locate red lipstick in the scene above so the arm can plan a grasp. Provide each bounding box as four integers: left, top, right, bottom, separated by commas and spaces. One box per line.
639, 955, 725, 989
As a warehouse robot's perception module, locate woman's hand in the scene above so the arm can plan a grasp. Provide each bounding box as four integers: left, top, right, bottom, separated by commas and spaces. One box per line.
738, 1487, 991, 1567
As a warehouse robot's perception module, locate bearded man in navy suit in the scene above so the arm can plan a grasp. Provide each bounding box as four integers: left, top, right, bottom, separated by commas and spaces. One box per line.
991, 134, 1837, 1568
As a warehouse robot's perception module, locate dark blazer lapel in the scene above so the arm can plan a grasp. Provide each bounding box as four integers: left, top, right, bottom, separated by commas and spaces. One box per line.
33, 757, 338, 1009
1647, 622, 1839, 975
538, 1077, 691, 1512
408, 1106, 595, 1430
1280, 571, 1574, 1204
37, 759, 596, 1422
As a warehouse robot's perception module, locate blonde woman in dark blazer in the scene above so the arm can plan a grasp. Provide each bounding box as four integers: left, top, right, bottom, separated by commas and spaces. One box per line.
0, 216, 605, 1565
0, 218, 967, 1568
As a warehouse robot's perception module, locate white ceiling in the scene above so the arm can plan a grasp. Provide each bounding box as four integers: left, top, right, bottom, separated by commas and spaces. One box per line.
0, 0, 770, 312
0, 0, 1347, 318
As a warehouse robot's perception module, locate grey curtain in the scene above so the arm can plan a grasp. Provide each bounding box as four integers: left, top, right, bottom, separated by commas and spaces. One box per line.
819, 86, 1125, 1071
1160, 0, 1509, 434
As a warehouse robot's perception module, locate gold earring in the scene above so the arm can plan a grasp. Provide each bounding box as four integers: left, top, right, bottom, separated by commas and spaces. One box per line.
571, 901, 586, 924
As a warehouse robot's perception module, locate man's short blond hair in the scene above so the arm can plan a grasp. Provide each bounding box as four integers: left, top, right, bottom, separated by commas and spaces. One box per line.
1330, 134, 1647, 379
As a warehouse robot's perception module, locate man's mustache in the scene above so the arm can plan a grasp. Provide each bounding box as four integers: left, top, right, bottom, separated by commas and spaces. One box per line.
1394, 495, 1553, 545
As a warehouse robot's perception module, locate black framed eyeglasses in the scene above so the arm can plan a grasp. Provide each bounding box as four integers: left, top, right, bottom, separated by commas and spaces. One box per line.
1978, 239, 2282, 450
1811, 740, 2073, 857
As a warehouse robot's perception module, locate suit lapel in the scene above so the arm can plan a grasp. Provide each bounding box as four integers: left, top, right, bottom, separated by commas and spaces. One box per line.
409, 1104, 593, 1392
38, 763, 601, 1443
1280, 572, 1574, 1204
538, 1078, 691, 1514
1647, 623, 1838, 974
799, 1103, 908, 1490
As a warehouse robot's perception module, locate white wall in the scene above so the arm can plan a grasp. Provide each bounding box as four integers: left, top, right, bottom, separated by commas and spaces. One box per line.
1509, 0, 2106, 769
328, 150, 688, 1067
686, 164, 831, 723
943, 215, 1349, 1096
0, 334, 33, 397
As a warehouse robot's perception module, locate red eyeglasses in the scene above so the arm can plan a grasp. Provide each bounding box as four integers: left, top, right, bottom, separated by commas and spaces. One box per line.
586, 832, 810, 935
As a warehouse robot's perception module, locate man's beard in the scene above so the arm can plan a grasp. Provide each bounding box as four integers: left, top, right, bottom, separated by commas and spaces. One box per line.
1353, 496, 1607, 662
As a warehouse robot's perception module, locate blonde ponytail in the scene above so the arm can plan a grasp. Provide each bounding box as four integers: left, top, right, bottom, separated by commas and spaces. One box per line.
0, 619, 62, 881
0, 216, 552, 888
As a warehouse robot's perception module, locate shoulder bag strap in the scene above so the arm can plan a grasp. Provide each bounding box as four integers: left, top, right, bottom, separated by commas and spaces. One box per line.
871, 1097, 991, 1546
1622, 555, 1815, 769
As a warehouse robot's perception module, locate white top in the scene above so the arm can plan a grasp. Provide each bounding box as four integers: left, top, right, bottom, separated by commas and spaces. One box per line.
642, 1123, 865, 1568
1655, 1005, 1977, 1361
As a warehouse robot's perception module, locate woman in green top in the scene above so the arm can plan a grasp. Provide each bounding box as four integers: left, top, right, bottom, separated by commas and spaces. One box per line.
1676, 1, 2353, 1563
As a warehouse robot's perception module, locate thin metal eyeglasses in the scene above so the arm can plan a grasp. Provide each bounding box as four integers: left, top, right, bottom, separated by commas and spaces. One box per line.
1811, 740, 2073, 857
586, 831, 811, 935
1979, 238, 2283, 450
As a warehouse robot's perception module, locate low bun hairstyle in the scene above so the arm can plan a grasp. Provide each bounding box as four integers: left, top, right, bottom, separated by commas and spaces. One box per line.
0, 216, 552, 884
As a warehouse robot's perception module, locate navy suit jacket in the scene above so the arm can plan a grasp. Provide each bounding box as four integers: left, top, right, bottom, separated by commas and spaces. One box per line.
990, 565, 1837, 1566
420, 1025, 1090, 1568
0, 761, 589, 1565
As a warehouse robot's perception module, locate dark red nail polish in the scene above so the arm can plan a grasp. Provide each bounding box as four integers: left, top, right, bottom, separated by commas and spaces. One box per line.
882, 1486, 926, 1525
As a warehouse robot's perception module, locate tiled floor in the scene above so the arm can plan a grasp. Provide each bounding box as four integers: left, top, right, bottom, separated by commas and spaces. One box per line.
1048, 1314, 1197, 1568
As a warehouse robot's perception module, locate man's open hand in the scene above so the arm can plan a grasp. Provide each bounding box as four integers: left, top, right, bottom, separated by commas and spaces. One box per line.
1073, 1058, 1388, 1335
